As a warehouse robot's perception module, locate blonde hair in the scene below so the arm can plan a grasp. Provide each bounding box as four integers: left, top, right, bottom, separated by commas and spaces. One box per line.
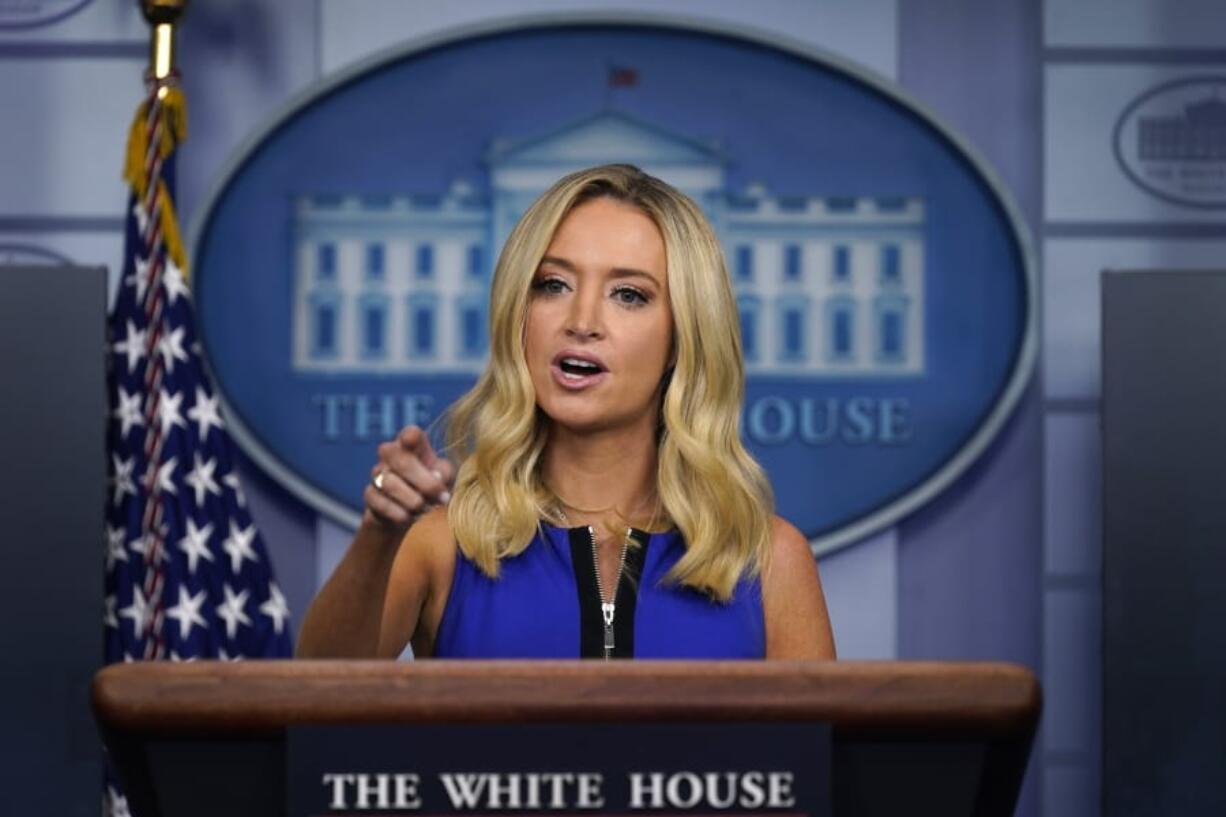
445, 164, 773, 601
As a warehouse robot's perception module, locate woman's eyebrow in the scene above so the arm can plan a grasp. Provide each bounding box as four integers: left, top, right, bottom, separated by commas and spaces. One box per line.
538, 255, 575, 271
539, 256, 659, 286
609, 268, 660, 286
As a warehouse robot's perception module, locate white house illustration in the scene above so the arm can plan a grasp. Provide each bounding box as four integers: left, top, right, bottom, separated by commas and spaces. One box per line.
292, 110, 925, 377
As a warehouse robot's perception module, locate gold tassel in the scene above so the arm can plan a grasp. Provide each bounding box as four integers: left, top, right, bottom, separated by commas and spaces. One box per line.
123, 100, 151, 196
122, 88, 191, 283
159, 85, 188, 145
157, 179, 188, 278
122, 88, 189, 192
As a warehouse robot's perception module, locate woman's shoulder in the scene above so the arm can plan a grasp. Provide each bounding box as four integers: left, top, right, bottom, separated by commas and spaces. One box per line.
767, 514, 811, 566
761, 514, 836, 659
390, 505, 459, 657
399, 505, 458, 573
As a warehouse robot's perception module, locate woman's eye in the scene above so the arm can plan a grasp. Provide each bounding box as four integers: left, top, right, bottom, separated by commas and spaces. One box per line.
531, 277, 568, 295
612, 286, 649, 306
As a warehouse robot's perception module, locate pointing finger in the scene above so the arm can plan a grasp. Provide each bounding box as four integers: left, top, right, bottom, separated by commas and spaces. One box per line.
397, 424, 440, 469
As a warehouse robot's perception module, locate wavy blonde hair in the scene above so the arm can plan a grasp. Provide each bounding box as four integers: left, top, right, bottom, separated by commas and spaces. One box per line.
445, 164, 773, 601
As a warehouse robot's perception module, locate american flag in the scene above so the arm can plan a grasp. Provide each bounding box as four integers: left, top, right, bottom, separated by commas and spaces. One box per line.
102, 69, 292, 690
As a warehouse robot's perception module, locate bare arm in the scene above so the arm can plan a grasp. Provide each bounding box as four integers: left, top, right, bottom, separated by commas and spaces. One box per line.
295, 517, 410, 657
762, 516, 836, 659
295, 426, 454, 658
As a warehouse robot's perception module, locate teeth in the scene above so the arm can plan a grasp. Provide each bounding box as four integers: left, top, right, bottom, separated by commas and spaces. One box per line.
558, 357, 602, 381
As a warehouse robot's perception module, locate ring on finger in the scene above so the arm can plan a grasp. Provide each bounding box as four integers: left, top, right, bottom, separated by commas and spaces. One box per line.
372, 470, 387, 491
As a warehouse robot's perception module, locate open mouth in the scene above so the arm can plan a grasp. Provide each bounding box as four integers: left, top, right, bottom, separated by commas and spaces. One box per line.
551, 352, 608, 388
558, 357, 605, 377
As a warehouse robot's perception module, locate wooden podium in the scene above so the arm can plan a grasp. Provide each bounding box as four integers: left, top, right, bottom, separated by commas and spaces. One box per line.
93, 661, 1039, 817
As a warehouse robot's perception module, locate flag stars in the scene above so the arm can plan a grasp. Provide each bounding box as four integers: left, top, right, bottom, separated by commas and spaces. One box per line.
259, 583, 290, 635
222, 471, 247, 507
221, 520, 259, 574
157, 388, 187, 437
107, 183, 292, 664
215, 584, 252, 639
165, 587, 208, 640
187, 386, 224, 441
154, 457, 179, 496
126, 252, 152, 303
106, 784, 132, 817
112, 320, 147, 374
162, 258, 190, 305
118, 587, 152, 637
128, 529, 170, 564
104, 595, 119, 629
113, 387, 144, 439
128, 531, 153, 560
105, 524, 129, 571
177, 518, 215, 575
110, 454, 137, 506
184, 452, 222, 507
157, 326, 188, 374
131, 199, 150, 236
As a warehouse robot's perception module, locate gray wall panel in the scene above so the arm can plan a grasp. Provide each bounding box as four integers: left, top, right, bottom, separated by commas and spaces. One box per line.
0, 265, 107, 816
1102, 270, 1226, 816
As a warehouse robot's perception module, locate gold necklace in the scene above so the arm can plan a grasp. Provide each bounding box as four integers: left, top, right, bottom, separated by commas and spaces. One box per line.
551, 489, 660, 530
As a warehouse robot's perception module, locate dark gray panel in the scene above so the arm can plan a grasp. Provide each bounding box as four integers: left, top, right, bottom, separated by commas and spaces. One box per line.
1103, 270, 1226, 816
0, 265, 107, 815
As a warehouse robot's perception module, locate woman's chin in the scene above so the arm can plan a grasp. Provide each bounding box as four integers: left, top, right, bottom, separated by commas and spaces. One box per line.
540, 405, 637, 437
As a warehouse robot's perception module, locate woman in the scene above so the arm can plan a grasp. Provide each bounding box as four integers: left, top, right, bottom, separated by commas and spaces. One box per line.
297, 164, 835, 660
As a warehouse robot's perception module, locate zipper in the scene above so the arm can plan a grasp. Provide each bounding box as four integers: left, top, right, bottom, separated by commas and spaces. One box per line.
588, 525, 630, 660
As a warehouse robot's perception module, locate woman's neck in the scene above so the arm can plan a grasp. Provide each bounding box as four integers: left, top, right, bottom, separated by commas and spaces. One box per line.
542, 418, 659, 529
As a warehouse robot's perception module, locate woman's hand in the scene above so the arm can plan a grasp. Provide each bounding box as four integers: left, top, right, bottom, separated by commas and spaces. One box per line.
364, 425, 456, 537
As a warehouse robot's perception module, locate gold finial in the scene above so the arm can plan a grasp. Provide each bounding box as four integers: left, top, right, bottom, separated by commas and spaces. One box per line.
140, 0, 188, 84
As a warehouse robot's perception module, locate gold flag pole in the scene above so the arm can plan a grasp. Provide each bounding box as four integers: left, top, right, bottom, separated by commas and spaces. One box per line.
141, 0, 187, 90
125, 0, 190, 281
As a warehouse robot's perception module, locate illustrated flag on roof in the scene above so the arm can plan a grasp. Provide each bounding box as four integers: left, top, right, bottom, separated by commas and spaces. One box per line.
103, 73, 292, 668
608, 65, 639, 88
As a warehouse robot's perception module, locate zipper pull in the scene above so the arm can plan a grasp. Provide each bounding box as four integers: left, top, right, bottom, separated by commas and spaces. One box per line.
602, 602, 616, 655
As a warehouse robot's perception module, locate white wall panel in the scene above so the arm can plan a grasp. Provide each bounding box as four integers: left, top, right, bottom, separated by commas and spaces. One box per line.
1045, 64, 1226, 223
320, 0, 899, 80
817, 527, 897, 659
0, 57, 143, 217
1044, 413, 1101, 577
1044, 238, 1226, 399
1043, 586, 1102, 755
0, 0, 145, 42
177, 0, 321, 225
1045, 0, 1226, 49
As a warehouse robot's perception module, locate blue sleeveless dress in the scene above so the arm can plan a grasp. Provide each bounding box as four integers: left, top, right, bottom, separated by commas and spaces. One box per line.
433, 523, 764, 659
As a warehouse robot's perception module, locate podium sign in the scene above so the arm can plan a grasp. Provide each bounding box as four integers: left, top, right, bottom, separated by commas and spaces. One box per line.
92, 660, 1039, 817
288, 722, 832, 817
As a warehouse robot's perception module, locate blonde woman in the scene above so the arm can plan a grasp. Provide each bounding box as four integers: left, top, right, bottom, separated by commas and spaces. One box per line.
297, 164, 835, 660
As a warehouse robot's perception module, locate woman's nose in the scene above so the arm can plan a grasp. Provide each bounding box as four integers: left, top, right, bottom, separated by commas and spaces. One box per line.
565, 289, 604, 339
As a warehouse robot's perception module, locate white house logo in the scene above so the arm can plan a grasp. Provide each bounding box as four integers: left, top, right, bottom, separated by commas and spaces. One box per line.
0, 0, 94, 28
292, 111, 925, 383
1114, 77, 1226, 209
192, 20, 1033, 554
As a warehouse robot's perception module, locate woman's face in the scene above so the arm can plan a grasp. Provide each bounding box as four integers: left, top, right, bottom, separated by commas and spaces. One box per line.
524, 197, 673, 436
